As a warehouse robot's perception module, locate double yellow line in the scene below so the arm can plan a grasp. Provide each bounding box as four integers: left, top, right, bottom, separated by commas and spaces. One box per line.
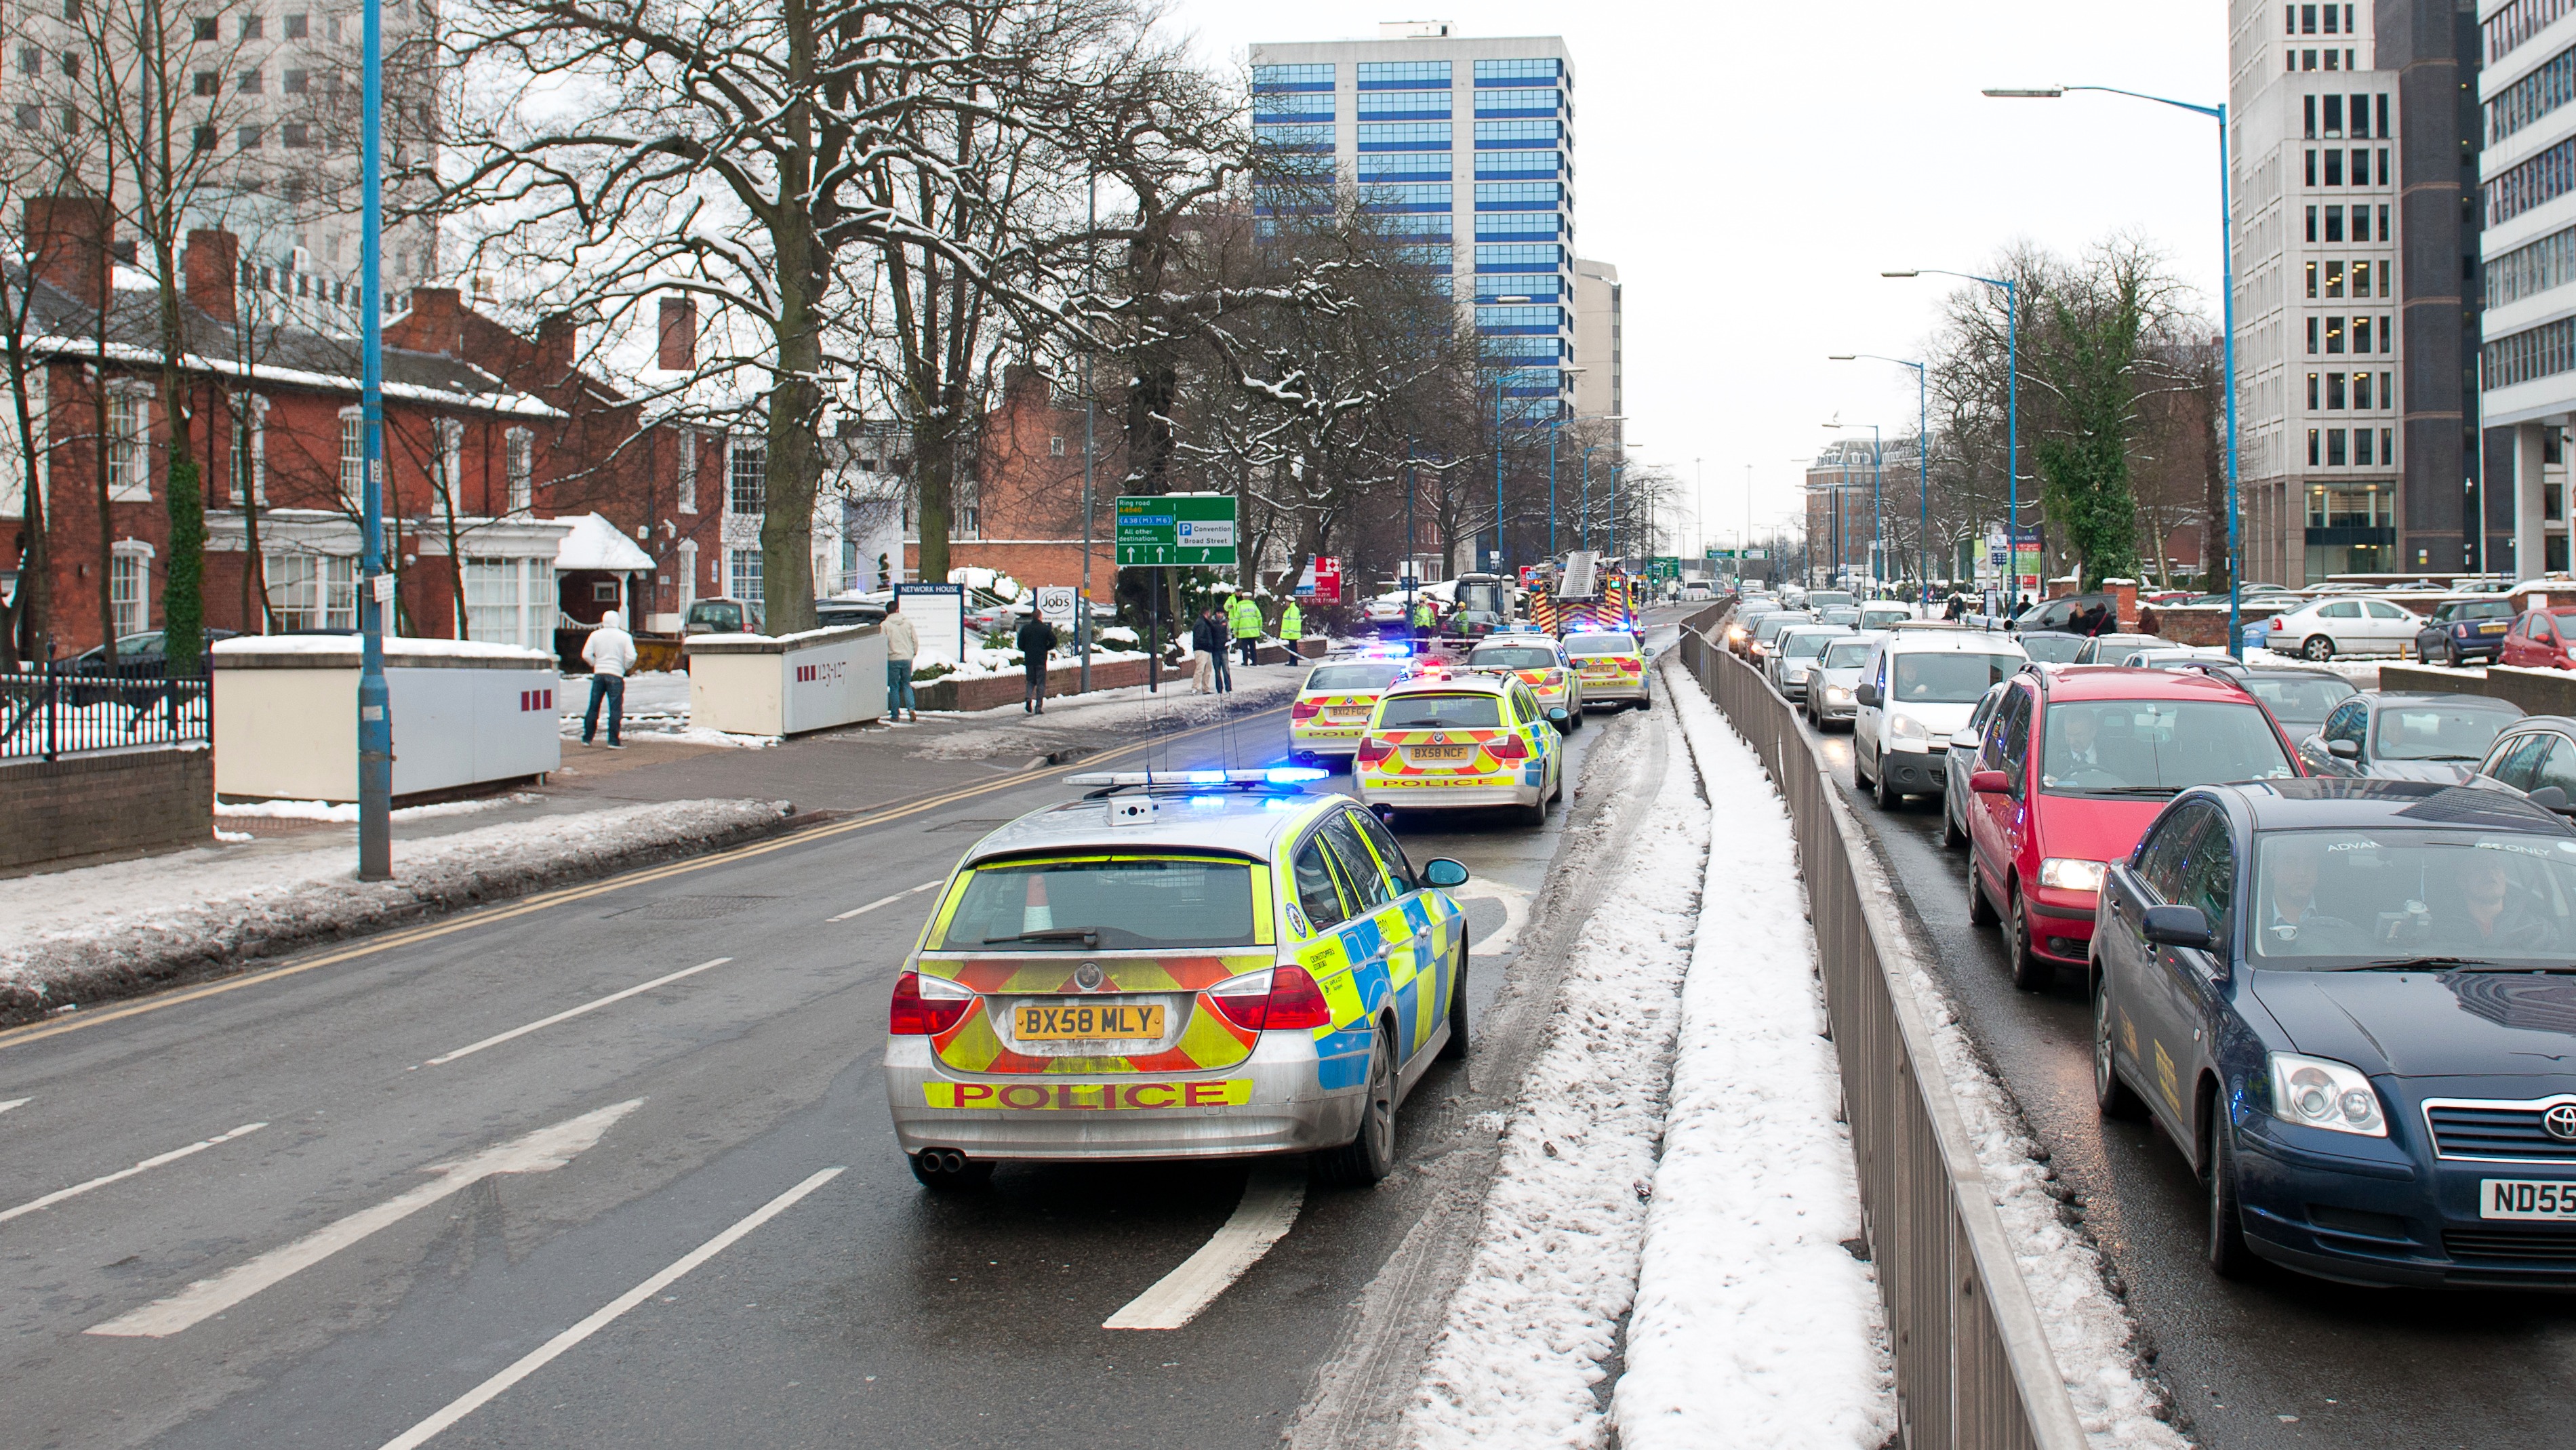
0, 704, 1288, 1053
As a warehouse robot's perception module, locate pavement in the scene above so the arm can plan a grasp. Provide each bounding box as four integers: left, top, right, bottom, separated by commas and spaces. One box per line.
0, 613, 1692, 1450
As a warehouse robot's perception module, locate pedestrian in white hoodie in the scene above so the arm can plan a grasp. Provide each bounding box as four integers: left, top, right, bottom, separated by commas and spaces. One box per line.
881, 598, 921, 723
580, 609, 637, 748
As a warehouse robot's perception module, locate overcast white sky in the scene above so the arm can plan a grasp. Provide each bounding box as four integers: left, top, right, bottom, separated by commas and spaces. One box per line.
1165, 0, 2233, 556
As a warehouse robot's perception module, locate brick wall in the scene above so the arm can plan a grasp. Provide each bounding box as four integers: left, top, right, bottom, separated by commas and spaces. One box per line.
0, 747, 214, 872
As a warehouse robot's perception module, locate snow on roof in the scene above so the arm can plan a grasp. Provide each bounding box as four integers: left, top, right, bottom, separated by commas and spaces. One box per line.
553, 512, 656, 573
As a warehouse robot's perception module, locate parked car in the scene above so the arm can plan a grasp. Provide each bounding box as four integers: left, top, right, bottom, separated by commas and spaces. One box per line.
2497, 605, 2576, 670
1851, 630, 2030, 810
683, 597, 762, 634
813, 597, 887, 628
1963, 666, 2301, 988
2261, 596, 2421, 660
2070, 632, 2171, 665
1768, 624, 1854, 701
2091, 776, 2576, 1286
2299, 691, 2526, 784
1941, 681, 2013, 850
2016, 592, 2120, 636
2015, 630, 2092, 666
1805, 632, 1886, 731
2412, 597, 2521, 666
60, 628, 241, 705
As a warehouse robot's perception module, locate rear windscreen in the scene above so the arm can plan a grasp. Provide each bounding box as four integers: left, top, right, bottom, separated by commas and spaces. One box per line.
1378, 693, 1504, 729
1468, 647, 1558, 669
937, 856, 1257, 950
1564, 633, 1636, 658
1306, 662, 1404, 691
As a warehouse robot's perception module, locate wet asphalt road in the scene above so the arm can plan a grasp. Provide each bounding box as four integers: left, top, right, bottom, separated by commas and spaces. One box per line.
1792, 686, 2576, 1449
0, 626, 1675, 1450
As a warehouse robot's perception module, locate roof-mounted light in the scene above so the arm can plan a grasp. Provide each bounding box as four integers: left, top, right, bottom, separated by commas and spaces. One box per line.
1063, 769, 1328, 798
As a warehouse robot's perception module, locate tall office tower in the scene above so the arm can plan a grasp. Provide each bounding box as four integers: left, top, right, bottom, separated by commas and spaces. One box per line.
1573, 257, 1621, 431
2476, 0, 2576, 576
1249, 22, 1577, 442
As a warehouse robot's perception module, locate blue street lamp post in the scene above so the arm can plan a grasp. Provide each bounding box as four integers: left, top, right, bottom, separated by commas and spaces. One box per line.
1985, 84, 2242, 657
1887, 268, 2018, 611
1580, 443, 1622, 555
1832, 355, 1932, 605
356, 0, 390, 879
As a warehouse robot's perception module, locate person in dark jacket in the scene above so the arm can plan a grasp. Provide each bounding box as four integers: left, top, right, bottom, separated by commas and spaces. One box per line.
1015, 611, 1059, 712
1193, 607, 1233, 693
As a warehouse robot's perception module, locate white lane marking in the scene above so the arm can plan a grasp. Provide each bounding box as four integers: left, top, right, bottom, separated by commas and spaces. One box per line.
827, 880, 942, 922
0, 1097, 26, 1116
1449, 882, 1533, 959
374, 1165, 845, 1450
87, 1099, 642, 1338
1102, 1162, 1305, 1331
422, 960, 732, 1067
1, 1122, 266, 1226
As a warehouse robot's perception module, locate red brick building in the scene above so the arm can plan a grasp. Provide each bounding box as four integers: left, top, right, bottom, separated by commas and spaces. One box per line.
905, 365, 1122, 590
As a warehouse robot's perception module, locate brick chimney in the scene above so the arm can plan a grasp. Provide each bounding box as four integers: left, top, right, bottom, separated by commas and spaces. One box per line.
536, 313, 576, 379
26, 195, 110, 313
406, 285, 463, 355
184, 228, 239, 326
657, 296, 696, 371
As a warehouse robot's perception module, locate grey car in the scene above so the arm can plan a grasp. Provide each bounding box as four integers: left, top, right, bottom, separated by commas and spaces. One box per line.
2299, 691, 2526, 784
1805, 632, 1886, 729
1768, 623, 1854, 700
1746, 610, 1817, 670
1941, 681, 2012, 849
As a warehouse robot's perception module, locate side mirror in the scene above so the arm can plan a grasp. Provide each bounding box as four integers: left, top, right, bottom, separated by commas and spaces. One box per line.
2141, 904, 2217, 951
1950, 729, 1981, 752
2327, 738, 2361, 761
1548, 707, 1569, 724
1854, 683, 1882, 707
1969, 769, 2011, 794
2531, 785, 2573, 813
1422, 858, 1470, 889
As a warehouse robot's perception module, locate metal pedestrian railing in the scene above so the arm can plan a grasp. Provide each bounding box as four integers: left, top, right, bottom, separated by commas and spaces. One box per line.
0, 671, 212, 763
1676, 603, 2088, 1450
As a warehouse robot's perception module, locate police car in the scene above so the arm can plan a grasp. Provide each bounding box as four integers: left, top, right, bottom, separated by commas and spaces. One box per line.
1563, 630, 1649, 710
886, 769, 1472, 1189
1289, 649, 1413, 763
1462, 633, 1585, 729
1354, 670, 1566, 824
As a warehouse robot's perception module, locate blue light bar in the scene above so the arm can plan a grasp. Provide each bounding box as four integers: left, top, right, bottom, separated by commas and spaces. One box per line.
1266, 767, 1329, 784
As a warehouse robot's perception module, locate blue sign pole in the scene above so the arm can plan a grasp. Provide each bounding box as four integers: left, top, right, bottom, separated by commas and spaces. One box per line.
355, 0, 390, 879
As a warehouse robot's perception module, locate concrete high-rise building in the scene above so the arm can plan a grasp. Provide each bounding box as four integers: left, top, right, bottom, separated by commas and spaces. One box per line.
1249, 20, 1577, 434
1573, 257, 1622, 431
2474, 0, 2576, 576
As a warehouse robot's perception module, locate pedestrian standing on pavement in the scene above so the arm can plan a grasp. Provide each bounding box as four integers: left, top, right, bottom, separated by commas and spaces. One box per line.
1015, 609, 1058, 713
580, 609, 636, 748
881, 597, 920, 723
1279, 599, 1303, 656
1209, 607, 1236, 692
1189, 607, 1220, 693
1230, 592, 1262, 667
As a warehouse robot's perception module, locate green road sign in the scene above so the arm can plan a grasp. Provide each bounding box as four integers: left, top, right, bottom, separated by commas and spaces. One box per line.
1116, 494, 1239, 566
1649, 556, 1681, 581
1706, 548, 1735, 560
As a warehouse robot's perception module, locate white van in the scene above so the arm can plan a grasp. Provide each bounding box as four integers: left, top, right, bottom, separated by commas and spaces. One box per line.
1851, 630, 2030, 810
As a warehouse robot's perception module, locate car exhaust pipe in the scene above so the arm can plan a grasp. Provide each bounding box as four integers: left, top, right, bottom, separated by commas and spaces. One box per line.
920, 1148, 969, 1174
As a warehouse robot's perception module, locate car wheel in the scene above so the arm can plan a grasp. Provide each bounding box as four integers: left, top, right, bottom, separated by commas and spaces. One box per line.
2207, 1110, 2256, 1280
1437, 945, 1470, 1062
1314, 1024, 1398, 1186
2007, 891, 2053, 990
1967, 851, 1999, 925
2301, 634, 2336, 662
2093, 974, 2148, 1121
1549, 759, 1565, 805
908, 1148, 994, 1192
1854, 740, 1874, 792
1874, 758, 1901, 811
1940, 796, 1966, 850
2436, 640, 2458, 668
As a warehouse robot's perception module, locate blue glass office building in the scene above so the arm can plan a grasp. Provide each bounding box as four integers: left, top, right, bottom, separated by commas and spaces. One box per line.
1250, 27, 1577, 421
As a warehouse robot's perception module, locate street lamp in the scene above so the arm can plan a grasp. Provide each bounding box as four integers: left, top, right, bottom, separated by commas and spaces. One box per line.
1824, 422, 1883, 593
1984, 83, 2244, 658
355, 0, 390, 878
1885, 267, 2020, 612
1543, 409, 1620, 558
1832, 353, 1932, 605
1580, 440, 1636, 555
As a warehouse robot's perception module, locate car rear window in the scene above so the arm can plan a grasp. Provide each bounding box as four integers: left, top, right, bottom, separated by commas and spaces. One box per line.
1822, 640, 1875, 668
1468, 646, 1558, 669
2017, 634, 2087, 664
2242, 675, 2356, 729
2040, 700, 2295, 794
1891, 653, 2022, 703
2371, 702, 2520, 762
1378, 693, 1504, 729
1563, 633, 1636, 657
1306, 662, 1404, 691
936, 855, 1257, 950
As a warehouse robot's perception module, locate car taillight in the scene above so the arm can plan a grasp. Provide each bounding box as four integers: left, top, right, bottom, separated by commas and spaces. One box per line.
1208, 965, 1332, 1032
1487, 733, 1528, 761
1291, 698, 1322, 721
889, 971, 974, 1035
1356, 736, 1394, 765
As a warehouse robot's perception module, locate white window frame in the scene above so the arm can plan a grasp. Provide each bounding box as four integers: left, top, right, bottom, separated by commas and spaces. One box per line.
728, 437, 765, 517
676, 537, 698, 609
676, 427, 697, 513
244, 395, 268, 504
728, 546, 762, 606
109, 538, 153, 634
460, 555, 554, 646
106, 382, 152, 502
338, 404, 366, 502
435, 417, 464, 504
504, 426, 533, 514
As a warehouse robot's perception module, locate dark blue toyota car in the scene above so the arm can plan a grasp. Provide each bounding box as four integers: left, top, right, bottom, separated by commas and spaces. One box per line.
2092, 776, 2576, 1288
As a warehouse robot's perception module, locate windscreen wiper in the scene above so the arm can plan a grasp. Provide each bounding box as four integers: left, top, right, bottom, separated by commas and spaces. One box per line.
2085, 784, 2180, 796
982, 927, 1101, 946
2341, 955, 2493, 971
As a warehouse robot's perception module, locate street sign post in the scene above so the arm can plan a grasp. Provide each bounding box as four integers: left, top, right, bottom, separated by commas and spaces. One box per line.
1116, 494, 1239, 566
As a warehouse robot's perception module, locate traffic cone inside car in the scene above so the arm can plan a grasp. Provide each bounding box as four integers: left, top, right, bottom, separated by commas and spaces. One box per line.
1021, 874, 1055, 935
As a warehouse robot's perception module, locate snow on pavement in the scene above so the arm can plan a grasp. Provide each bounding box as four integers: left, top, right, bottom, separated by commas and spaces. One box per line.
0, 798, 790, 1018
1611, 669, 1897, 1450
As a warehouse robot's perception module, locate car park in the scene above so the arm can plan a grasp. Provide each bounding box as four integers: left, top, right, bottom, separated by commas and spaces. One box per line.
2089, 776, 2576, 1287
2261, 596, 2421, 660
2413, 597, 2520, 667
1464, 634, 1584, 727
885, 769, 1470, 1188
1354, 670, 1565, 824
2070, 632, 2170, 665
1851, 630, 2030, 810
1563, 630, 1651, 709
1289, 653, 1412, 763
1963, 666, 2301, 989
1767, 623, 1854, 701
2497, 605, 2576, 670
1941, 681, 2011, 850
1744, 610, 1817, 670
2298, 691, 2525, 784
1805, 632, 1884, 730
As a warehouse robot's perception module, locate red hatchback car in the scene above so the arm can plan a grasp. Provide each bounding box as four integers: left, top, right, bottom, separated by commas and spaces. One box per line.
2495, 605, 2576, 670
1964, 668, 2305, 989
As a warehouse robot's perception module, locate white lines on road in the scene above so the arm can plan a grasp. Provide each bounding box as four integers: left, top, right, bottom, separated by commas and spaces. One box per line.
87, 1100, 641, 1338
375, 1165, 845, 1450
1450, 881, 1534, 960
421, 959, 733, 1068
1102, 1162, 1305, 1331
0, 1097, 26, 1116
0, 1122, 266, 1226
827, 880, 942, 922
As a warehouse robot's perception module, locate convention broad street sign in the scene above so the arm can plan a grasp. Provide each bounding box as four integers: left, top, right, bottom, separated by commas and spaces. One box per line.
1116, 494, 1239, 566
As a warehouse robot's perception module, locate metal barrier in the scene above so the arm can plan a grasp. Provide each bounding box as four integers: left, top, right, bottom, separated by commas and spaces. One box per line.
1676, 603, 2088, 1450
0, 672, 212, 763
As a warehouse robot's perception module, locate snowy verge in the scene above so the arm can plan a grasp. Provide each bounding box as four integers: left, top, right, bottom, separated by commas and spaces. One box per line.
214, 793, 541, 822
0, 797, 793, 1026
1611, 670, 1897, 1449
1398, 693, 1710, 1449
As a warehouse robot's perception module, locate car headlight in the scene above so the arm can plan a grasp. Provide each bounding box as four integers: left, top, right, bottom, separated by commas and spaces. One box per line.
1825, 686, 1853, 704
2267, 1051, 2388, 1137
2037, 857, 2107, 893
1726, 626, 1747, 641
1887, 713, 1929, 742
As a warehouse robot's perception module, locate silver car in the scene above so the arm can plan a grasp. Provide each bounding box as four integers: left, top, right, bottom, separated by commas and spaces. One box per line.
885, 771, 1472, 1189
1804, 632, 1885, 729
1941, 681, 2013, 849
1769, 623, 1855, 701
